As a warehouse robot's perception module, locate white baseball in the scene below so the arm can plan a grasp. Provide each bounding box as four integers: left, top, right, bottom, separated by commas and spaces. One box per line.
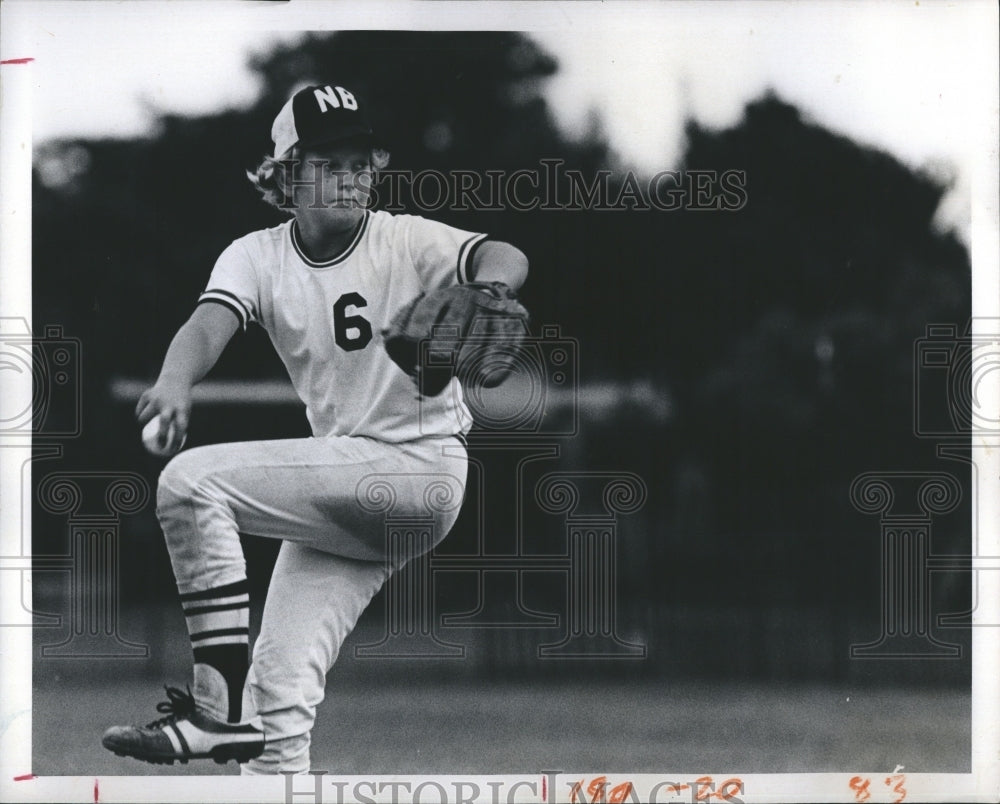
141, 414, 186, 457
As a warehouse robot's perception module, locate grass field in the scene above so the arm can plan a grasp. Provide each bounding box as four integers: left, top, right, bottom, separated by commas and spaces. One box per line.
33, 671, 969, 777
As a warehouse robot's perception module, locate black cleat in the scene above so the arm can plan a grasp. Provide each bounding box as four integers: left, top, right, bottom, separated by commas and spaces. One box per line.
102, 685, 264, 766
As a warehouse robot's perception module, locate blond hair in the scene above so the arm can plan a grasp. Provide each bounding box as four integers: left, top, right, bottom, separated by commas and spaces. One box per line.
247, 145, 390, 211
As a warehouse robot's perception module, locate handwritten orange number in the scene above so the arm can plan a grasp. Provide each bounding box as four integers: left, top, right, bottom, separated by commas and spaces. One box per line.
849, 776, 871, 803
884, 774, 907, 803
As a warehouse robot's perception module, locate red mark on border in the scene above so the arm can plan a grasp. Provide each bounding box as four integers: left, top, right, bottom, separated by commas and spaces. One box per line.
717, 778, 745, 802
884, 773, 907, 803
694, 776, 717, 801
542, 774, 547, 801
14, 774, 36, 781
0, 58, 35, 65
849, 776, 872, 803
94, 778, 99, 802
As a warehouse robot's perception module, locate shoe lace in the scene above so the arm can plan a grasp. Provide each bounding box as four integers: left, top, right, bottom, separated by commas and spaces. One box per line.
145, 684, 196, 729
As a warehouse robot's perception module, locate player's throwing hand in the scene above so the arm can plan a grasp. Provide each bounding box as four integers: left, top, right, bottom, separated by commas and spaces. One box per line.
136, 382, 191, 456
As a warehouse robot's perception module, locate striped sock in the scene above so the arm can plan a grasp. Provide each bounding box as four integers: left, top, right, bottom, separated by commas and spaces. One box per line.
178, 579, 250, 723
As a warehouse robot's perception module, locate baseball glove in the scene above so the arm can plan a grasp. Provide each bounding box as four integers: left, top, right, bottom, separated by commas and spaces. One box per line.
383, 281, 530, 397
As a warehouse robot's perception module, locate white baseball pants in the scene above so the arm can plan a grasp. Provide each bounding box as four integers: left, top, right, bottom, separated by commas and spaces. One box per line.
155, 434, 467, 774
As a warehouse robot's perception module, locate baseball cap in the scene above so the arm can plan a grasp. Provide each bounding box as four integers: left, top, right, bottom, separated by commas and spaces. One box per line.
271, 84, 375, 158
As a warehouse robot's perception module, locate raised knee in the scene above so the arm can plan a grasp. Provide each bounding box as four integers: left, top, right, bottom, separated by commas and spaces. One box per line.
155, 447, 221, 537
157, 451, 195, 507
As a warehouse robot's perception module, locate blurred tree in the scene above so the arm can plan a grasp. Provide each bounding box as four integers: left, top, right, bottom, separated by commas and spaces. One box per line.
660, 95, 970, 543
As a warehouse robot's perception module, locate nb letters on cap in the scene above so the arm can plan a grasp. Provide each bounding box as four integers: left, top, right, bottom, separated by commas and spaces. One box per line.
271, 84, 373, 157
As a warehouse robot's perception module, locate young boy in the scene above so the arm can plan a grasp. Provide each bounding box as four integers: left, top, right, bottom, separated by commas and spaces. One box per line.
102, 83, 528, 774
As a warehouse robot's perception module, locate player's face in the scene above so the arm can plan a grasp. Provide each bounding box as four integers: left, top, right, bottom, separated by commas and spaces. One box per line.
293, 142, 374, 228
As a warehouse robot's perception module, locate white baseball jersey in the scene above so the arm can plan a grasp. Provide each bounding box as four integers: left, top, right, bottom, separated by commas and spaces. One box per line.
199, 210, 486, 441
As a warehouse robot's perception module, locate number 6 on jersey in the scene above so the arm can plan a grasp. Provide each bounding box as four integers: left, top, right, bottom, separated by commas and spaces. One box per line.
333, 292, 372, 351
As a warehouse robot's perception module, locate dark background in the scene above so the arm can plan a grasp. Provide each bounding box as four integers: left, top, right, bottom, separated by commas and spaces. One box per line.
30, 32, 973, 775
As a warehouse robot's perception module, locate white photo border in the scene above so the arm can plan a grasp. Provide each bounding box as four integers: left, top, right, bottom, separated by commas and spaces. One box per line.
1, 1, 997, 802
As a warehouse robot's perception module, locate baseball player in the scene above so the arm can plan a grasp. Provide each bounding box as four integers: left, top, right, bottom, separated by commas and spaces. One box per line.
101, 83, 528, 774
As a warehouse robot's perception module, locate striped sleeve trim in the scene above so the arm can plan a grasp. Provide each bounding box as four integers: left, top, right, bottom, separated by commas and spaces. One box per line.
456, 234, 489, 284
198, 289, 252, 330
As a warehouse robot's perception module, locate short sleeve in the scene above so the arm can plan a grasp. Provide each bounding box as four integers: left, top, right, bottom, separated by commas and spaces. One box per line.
404, 215, 489, 290
199, 239, 260, 331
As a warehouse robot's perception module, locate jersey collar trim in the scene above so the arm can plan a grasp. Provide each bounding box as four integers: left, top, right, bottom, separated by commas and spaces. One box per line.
290, 211, 369, 268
